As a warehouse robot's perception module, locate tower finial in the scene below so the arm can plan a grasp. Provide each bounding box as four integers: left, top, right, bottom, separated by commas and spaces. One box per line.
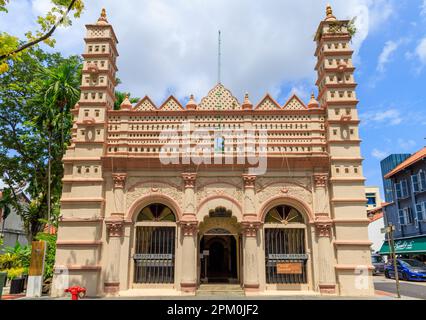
97, 8, 108, 24
325, 4, 336, 21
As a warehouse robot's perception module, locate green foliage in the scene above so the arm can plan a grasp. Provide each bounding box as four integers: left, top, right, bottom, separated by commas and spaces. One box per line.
4, 242, 31, 269
0, 0, 85, 72
0, 47, 82, 240
35, 233, 57, 280
347, 17, 357, 38
3, 267, 26, 280
114, 91, 140, 110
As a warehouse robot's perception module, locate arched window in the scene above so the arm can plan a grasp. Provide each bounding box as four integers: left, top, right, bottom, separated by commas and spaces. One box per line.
137, 203, 176, 222
265, 205, 304, 224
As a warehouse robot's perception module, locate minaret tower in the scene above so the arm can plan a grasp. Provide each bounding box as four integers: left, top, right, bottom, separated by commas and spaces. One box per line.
52, 9, 119, 297
314, 5, 374, 296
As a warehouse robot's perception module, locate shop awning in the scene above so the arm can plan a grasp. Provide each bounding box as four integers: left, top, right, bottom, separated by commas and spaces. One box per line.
379, 236, 426, 255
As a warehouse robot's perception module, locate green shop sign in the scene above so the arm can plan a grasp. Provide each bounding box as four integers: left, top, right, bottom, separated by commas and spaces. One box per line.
379, 236, 426, 255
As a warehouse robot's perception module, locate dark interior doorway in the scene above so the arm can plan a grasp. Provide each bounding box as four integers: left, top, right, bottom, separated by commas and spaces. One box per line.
200, 234, 238, 284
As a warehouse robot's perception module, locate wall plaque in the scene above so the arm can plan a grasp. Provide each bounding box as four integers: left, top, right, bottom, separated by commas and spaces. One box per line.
276, 263, 303, 275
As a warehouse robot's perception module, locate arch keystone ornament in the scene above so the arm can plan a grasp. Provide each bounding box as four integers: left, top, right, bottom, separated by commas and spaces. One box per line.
182, 173, 197, 189
243, 174, 256, 189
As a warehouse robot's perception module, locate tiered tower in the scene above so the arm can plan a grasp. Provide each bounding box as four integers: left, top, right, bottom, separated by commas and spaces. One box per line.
315, 5, 374, 295
53, 9, 119, 297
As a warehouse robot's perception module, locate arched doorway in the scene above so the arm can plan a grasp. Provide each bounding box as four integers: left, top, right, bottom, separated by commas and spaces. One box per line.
264, 205, 309, 285
199, 228, 239, 284
133, 203, 177, 285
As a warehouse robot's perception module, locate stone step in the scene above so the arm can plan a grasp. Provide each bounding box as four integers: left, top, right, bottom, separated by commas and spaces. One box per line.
196, 284, 245, 296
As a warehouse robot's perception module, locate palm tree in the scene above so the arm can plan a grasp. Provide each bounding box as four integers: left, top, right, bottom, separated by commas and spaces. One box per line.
35, 60, 81, 231
114, 91, 139, 110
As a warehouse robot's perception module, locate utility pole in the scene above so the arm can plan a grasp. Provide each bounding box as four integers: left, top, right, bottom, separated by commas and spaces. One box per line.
387, 223, 401, 299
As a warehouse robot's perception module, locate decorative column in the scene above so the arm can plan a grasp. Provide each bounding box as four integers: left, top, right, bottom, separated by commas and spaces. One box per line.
104, 217, 124, 295
313, 173, 336, 294
241, 222, 261, 292
104, 173, 127, 295
241, 174, 261, 292
180, 173, 198, 293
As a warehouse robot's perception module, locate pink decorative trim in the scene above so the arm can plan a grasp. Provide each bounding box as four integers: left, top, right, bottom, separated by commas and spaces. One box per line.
158, 95, 185, 111
59, 217, 104, 223
126, 193, 182, 222
56, 240, 103, 247
244, 283, 260, 292
335, 264, 374, 271
331, 198, 367, 204
104, 282, 120, 294
54, 265, 101, 271
112, 173, 127, 189
259, 195, 314, 223
180, 283, 197, 293
333, 219, 370, 224
60, 197, 105, 203
127, 179, 181, 192
333, 240, 373, 246
319, 283, 336, 294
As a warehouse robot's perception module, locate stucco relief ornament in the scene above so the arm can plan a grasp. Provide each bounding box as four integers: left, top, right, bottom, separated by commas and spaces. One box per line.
315, 221, 333, 238
112, 173, 127, 189
182, 173, 197, 189
105, 220, 124, 238
314, 174, 328, 188
243, 175, 256, 189
180, 221, 198, 236
241, 221, 262, 237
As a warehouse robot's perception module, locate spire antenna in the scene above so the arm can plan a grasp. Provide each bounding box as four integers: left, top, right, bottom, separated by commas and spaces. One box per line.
218, 30, 221, 84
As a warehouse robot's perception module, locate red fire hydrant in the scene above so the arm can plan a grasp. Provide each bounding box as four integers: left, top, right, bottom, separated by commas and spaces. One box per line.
64, 286, 87, 300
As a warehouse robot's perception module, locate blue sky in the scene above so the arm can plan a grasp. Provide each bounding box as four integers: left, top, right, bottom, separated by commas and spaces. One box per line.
1, 1, 426, 198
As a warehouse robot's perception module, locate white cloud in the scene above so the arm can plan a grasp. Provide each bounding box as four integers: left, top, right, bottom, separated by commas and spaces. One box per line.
377, 41, 399, 73
415, 37, 426, 65
421, 0, 426, 17
372, 149, 388, 160
1, 0, 395, 104
360, 109, 402, 127
397, 139, 416, 151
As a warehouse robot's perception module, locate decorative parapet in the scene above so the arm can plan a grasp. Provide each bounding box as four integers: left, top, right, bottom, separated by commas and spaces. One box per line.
182, 173, 197, 189
112, 173, 127, 189
242, 174, 256, 189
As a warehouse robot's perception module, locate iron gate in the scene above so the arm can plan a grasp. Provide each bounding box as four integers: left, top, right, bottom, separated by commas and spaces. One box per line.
134, 226, 175, 284
265, 228, 308, 284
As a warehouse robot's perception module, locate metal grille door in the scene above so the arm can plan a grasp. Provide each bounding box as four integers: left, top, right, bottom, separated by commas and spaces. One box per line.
134, 226, 175, 284
265, 228, 308, 284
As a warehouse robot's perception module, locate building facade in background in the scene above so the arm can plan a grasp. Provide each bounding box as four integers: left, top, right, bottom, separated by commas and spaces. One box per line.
381, 154, 411, 203
365, 186, 382, 212
52, 6, 375, 297
380, 147, 426, 261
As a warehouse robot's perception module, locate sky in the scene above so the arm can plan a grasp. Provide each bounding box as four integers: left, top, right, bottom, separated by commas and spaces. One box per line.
1, 0, 426, 199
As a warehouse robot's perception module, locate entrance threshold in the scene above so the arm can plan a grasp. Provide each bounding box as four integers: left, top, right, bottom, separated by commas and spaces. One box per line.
197, 284, 245, 297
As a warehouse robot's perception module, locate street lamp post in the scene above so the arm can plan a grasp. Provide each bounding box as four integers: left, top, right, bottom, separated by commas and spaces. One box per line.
387, 223, 401, 299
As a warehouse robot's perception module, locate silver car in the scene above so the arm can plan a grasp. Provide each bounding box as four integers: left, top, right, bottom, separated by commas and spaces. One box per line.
372, 254, 385, 275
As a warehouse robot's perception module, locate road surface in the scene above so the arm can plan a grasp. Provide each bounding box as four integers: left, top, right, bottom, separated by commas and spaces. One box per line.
374, 276, 426, 299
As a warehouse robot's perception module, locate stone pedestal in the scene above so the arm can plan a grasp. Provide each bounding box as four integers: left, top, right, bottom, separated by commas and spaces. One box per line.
104, 217, 124, 295
180, 221, 198, 293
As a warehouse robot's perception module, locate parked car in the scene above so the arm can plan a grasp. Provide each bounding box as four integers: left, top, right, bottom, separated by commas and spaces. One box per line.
371, 254, 385, 275
384, 259, 426, 282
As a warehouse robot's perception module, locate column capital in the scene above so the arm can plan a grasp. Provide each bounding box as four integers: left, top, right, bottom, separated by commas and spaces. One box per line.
242, 174, 256, 189
182, 173, 197, 189
314, 216, 333, 238
179, 221, 198, 236
314, 173, 329, 188
241, 221, 262, 237
112, 173, 127, 189
105, 219, 124, 238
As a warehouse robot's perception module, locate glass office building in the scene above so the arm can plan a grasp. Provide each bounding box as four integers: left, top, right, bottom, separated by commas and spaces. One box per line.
380, 154, 411, 202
